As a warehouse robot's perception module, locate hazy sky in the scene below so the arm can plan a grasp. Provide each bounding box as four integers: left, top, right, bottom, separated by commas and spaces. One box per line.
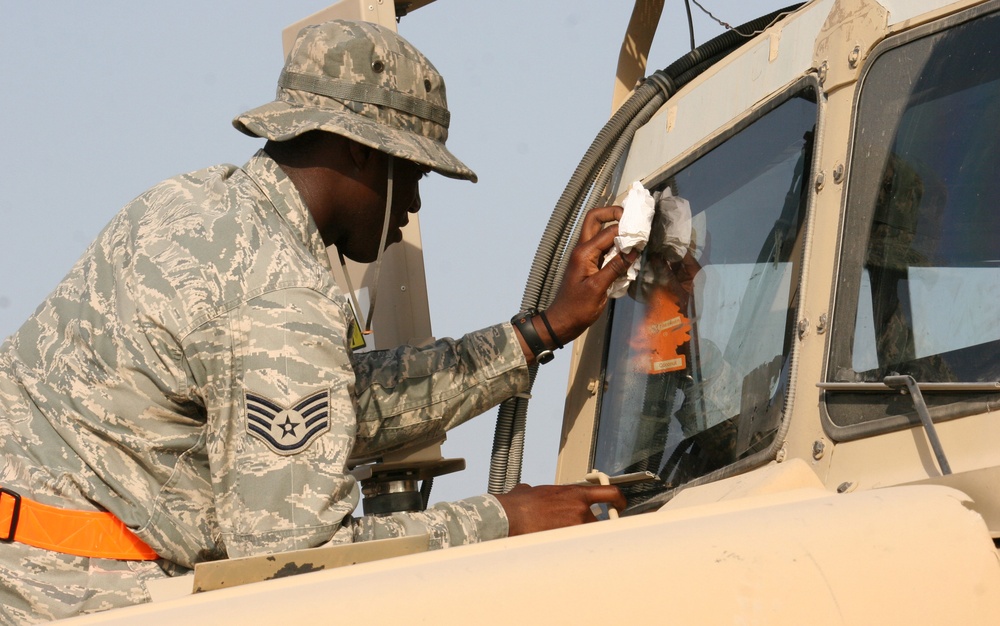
0, 0, 790, 505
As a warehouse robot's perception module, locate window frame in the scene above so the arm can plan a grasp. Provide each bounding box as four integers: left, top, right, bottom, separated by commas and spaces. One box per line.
591, 76, 824, 508
821, 1, 1000, 443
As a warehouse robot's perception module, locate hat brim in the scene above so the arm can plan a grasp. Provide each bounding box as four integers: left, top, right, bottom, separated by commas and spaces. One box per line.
233, 100, 477, 183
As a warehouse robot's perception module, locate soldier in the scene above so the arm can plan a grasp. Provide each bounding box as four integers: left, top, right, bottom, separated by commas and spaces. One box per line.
0, 20, 630, 623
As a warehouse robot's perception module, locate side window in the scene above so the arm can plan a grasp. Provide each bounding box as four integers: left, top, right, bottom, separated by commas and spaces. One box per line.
826, 10, 1000, 434
592, 88, 817, 506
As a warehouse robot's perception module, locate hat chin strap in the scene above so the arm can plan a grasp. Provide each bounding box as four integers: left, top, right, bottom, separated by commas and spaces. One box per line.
340, 156, 394, 338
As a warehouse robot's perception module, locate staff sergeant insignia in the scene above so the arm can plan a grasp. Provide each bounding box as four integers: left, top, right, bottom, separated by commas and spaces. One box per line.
245, 389, 331, 455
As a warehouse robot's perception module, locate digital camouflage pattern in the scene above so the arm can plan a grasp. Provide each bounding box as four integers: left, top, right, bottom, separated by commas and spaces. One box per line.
0, 151, 526, 623
234, 19, 478, 182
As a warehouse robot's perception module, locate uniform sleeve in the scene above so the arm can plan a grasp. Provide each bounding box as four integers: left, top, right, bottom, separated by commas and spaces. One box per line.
349, 322, 529, 458
350, 494, 508, 549
183, 286, 526, 559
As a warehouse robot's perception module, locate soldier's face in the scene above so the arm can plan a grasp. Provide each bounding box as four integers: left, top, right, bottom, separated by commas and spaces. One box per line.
348, 153, 426, 262
316, 138, 427, 263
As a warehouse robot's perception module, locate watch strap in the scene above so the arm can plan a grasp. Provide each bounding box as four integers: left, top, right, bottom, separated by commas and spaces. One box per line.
511, 309, 555, 364
537, 310, 565, 349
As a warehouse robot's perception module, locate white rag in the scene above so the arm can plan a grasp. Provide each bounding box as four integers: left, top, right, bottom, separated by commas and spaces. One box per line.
655, 186, 693, 263
604, 180, 655, 298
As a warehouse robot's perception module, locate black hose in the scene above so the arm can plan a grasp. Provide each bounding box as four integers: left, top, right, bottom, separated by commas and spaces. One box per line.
684, 0, 697, 51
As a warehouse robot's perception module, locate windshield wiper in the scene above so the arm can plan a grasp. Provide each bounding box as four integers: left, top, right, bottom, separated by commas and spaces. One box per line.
819, 379, 1000, 475
883, 375, 951, 475
816, 376, 999, 476
817, 381, 1000, 392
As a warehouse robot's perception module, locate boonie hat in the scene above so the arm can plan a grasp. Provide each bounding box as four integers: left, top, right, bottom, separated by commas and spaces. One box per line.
234, 19, 476, 182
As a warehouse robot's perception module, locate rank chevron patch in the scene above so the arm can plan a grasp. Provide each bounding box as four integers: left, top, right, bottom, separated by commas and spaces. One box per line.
245, 389, 331, 455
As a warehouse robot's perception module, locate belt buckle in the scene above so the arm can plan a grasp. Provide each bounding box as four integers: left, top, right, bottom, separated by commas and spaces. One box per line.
0, 487, 22, 542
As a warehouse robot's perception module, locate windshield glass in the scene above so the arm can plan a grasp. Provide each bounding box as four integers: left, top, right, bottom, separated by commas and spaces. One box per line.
830, 11, 1000, 386
592, 90, 816, 504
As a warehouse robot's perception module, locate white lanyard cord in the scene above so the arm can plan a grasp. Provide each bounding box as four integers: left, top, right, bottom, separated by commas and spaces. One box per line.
338, 156, 394, 336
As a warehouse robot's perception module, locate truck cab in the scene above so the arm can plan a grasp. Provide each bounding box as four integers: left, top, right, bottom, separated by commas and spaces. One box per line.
550, 0, 1000, 527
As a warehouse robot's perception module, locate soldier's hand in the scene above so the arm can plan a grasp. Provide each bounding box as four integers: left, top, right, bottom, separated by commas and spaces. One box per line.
543, 206, 636, 347
494, 483, 626, 536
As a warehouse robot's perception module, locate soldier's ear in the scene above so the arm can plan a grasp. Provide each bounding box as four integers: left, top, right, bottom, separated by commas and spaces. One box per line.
348, 140, 375, 173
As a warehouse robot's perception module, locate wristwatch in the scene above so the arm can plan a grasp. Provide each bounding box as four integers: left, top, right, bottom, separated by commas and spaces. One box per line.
511, 308, 555, 364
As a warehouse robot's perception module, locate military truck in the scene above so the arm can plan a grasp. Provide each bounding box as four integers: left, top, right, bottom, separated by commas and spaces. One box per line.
66, 0, 1000, 622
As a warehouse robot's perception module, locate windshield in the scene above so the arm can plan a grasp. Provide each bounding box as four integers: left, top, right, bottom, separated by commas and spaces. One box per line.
830, 10, 1000, 386
592, 89, 816, 505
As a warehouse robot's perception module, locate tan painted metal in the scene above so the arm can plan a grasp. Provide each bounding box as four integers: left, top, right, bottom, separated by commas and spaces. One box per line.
611, 0, 666, 114
191, 533, 428, 593
145, 534, 429, 602
63, 462, 1000, 624
281, 0, 439, 50
329, 234, 434, 349
555, 308, 609, 484
794, 0, 1000, 544
811, 0, 888, 94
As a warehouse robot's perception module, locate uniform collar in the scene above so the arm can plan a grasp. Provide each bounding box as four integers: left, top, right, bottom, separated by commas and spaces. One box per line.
242, 150, 332, 271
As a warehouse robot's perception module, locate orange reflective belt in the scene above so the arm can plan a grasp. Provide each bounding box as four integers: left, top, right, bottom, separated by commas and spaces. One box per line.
0, 487, 158, 560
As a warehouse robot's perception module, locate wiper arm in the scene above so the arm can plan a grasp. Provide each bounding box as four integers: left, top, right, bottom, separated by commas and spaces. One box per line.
818, 379, 1000, 475
818, 380, 1000, 476
883, 375, 951, 476
817, 381, 1000, 392
817, 377, 995, 476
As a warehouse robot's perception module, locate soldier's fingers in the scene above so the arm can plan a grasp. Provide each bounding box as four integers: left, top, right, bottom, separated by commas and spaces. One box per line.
580, 206, 624, 243
593, 250, 637, 287
582, 485, 627, 511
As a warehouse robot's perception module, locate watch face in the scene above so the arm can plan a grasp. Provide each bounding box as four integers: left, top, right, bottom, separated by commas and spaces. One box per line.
511, 309, 536, 324
538, 350, 555, 365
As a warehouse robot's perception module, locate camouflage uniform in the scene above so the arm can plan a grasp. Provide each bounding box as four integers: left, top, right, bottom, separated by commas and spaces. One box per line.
0, 20, 526, 624
0, 149, 527, 623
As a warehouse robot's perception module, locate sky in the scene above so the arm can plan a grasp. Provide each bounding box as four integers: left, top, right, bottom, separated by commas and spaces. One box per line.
0, 0, 791, 505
